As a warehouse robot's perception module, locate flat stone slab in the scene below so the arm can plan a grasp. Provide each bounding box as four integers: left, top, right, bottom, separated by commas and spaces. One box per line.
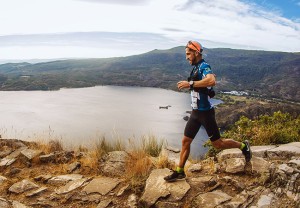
225, 158, 245, 174
102, 151, 128, 176
96, 199, 112, 208
189, 176, 216, 187
56, 178, 87, 194
267, 142, 300, 159
0, 175, 8, 184
12, 200, 30, 208
82, 177, 121, 195
48, 174, 83, 185
6, 147, 28, 159
140, 169, 190, 207
288, 158, 300, 167
9, 179, 39, 194
25, 187, 48, 197
251, 156, 270, 174
0, 158, 16, 167
217, 145, 276, 163
21, 149, 42, 160
192, 190, 232, 208
0, 198, 10, 208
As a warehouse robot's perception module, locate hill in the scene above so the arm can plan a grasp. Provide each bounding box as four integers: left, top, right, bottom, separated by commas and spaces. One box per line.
0, 47, 299, 102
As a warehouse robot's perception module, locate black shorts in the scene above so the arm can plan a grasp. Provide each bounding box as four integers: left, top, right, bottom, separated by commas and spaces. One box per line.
184, 108, 220, 141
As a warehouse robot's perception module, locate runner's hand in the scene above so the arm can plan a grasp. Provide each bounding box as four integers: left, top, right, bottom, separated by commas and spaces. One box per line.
177, 81, 189, 90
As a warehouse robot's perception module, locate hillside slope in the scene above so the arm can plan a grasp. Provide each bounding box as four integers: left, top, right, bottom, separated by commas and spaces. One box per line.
0, 47, 299, 102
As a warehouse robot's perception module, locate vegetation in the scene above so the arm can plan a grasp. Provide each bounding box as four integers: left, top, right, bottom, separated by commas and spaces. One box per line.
205, 111, 300, 157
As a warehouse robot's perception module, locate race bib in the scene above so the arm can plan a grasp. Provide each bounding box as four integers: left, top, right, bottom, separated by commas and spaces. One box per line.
191, 91, 200, 109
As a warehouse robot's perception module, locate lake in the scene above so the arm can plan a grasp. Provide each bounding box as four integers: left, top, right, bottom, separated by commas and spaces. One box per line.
0, 86, 222, 158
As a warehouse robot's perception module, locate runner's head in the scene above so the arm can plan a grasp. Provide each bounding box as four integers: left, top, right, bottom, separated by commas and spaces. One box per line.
185, 40, 203, 65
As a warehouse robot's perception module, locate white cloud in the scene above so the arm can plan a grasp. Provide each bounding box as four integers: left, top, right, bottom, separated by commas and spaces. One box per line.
0, 0, 299, 60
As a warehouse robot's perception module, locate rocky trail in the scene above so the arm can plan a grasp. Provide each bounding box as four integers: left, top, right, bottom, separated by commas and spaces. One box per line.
0, 139, 299, 208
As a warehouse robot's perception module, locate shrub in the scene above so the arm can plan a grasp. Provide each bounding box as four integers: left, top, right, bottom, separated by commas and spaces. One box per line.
205, 111, 300, 157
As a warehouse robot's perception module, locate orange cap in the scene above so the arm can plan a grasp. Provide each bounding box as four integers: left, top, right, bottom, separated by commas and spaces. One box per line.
186, 41, 203, 53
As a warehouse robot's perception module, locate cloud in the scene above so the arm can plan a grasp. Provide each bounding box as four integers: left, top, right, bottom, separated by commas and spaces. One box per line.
172, 0, 300, 52
74, 0, 150, 5
0, 0, 299, 60
0, 32, 174, 47
0, 32, 179, 60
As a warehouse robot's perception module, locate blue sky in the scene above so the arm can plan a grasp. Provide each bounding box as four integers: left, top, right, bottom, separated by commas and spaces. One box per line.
248, 0, 300, 20
0, 0, 299, 61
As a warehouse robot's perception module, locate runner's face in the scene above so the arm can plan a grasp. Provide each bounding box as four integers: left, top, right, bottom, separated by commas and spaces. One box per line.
185, 48, 197, 65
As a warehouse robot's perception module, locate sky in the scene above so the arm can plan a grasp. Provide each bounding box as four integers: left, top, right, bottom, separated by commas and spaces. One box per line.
0, 0, 300, 61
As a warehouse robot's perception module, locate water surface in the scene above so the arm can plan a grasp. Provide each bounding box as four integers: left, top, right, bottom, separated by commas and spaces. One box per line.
0, 86, 221, 157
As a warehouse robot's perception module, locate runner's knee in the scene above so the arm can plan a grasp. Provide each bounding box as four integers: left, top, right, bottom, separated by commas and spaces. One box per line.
182, 136, 193, 147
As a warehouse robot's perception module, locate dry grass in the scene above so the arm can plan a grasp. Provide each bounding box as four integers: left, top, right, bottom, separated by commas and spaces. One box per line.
123, 135, 165, 192
28, 139, 64, 154
140, 134, 164, 157
95, 136, 125, 158
78, 150, 99, 175
125, 150, 153, 192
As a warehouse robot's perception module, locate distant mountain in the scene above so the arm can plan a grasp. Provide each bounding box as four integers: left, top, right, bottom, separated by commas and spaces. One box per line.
0, 47, 299, 102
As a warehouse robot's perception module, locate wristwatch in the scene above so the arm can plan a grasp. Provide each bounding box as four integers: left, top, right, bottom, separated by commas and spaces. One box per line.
189, 81, 194, 90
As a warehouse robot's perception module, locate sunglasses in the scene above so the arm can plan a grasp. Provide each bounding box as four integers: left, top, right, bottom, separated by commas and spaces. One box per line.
186, 41, 202, 53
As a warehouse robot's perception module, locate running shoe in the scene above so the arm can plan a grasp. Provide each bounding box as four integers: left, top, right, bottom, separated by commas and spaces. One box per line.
242, 140, 252, 162
164, 170, 186, 182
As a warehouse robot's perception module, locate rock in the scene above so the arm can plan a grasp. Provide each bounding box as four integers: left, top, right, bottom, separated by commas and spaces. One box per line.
189, 176, 217, 187
160, 147, 180, 166
221, 176, 245, 192
256, 192, 274, 208
12, 200, 30, 208
67, 161, 81, 173
56, 178, 87, 194
9, 168, 22, 175
267, 142, 300, 160
81, 194, 102, 203
82, 177, 121, 195
101, 151, 128, 176
0, 175, 8, 184
191, 190, 232, 208
251, 146, 277, 158
96, 199, 112, 208
127, 194, 138, 208
9, 179, 39, 194
25, 187, 48, 197
217, 148, 243, 164
288, 158, 300, 167
0, 198, 10, 208
278, 164, 294, 175
155, 201, 180, 208
117, 184, 129, 196
0, 158, 16, 167
251, 157, 270, 174
224, 190, 249, 208
225, 158, 245, 173
217, 146, 276, 164
47, 174, 83, 185
140, 169, 190, 207
34, 174, 52, 183
187, 163, 202, 173
0, 149, 13, 158
6, 146, 28, 159
20, 149, 42, 160
39, 153, 55, 163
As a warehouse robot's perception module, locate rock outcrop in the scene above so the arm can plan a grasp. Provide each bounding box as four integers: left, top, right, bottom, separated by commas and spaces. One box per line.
0, 139, 299, 208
